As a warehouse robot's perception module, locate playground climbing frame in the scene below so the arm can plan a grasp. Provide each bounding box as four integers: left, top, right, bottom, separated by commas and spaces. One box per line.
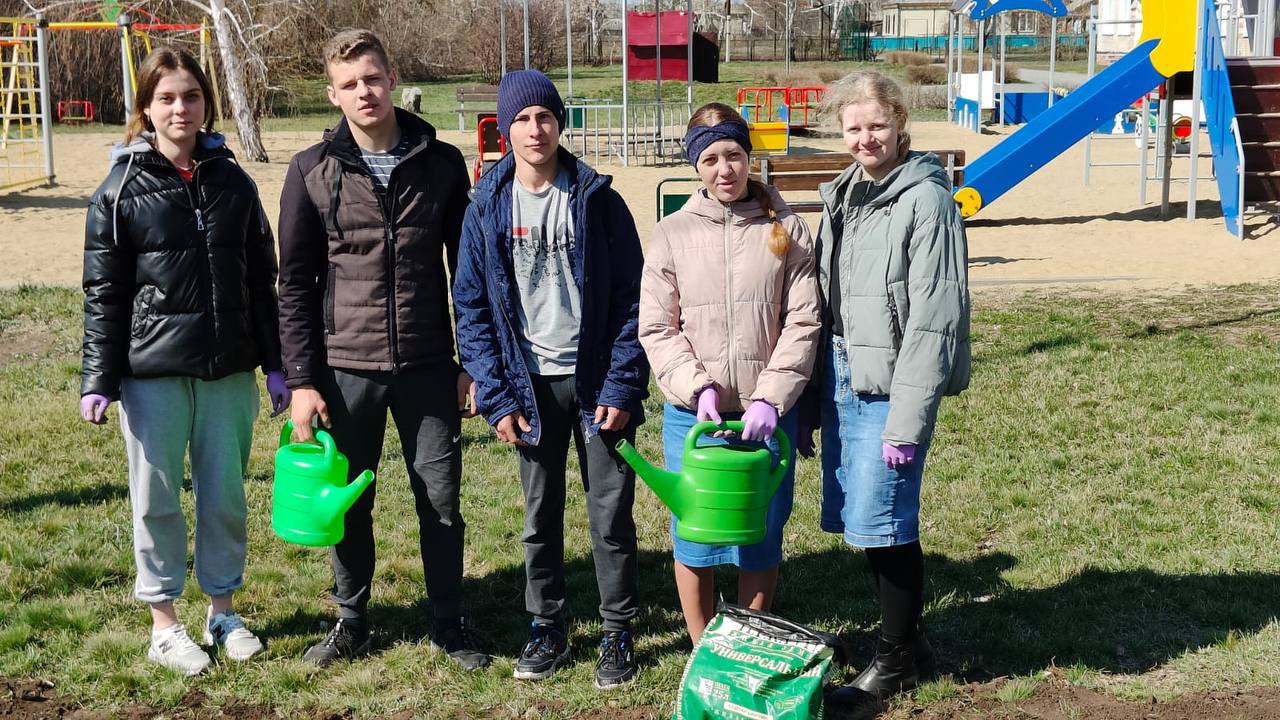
0, 16, 54, 193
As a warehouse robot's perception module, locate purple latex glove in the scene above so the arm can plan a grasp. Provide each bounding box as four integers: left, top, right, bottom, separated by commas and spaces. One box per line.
696, 386, 722, 424
882, 443, 917, 469
266, 370, 291, 417
741, 400, 779, 442
80, 393, 111, 425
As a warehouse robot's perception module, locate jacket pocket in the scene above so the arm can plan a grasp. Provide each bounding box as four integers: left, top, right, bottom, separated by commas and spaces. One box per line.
323, 265, 336, 335
887, 281, 908, 351
130, 286, 155, 339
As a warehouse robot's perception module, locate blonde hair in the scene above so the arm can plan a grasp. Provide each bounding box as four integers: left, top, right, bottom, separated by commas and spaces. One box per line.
820, 70, 912, 157
323, 29, 392, 79
687, 102, 790, 258
124, 47, 215, 146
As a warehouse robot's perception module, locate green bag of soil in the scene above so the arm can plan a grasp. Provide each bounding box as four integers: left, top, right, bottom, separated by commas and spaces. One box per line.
674, 604, 839, 719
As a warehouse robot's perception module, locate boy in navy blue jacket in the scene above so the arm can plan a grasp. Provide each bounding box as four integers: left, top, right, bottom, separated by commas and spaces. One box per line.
452, 70, 649, 689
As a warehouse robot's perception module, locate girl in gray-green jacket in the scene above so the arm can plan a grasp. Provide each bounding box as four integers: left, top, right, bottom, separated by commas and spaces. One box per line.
801, 71, 971, 707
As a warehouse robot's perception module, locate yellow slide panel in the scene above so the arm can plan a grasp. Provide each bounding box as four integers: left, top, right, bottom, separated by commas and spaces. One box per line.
749, 122, 790, 156
1141, 0, 1196, 77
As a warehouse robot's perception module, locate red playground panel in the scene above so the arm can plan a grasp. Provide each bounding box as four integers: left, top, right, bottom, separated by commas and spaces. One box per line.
785, 87, 826, 129
738, 86, 826, 130
57, 100, 95, 123
473, 114, 507, 183
737, 87, 789, 124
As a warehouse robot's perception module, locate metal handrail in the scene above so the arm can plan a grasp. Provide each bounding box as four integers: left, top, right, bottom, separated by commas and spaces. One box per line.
1233, 115, 1245, 240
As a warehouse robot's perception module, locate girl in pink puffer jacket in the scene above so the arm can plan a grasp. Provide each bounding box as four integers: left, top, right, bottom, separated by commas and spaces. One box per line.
638, 102, 822, 645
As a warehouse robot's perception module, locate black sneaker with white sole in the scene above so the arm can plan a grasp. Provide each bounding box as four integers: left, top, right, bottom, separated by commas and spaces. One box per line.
431, 618, 492, 671
513, 622, 570, 680
594, 629, 637, 689
302, 618, 371, 667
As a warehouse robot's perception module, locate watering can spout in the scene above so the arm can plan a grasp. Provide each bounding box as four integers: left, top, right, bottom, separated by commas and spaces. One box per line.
319, 470, 375, 527
615, 439, 683, 515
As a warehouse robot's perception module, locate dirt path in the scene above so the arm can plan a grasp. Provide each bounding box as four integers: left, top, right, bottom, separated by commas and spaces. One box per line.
2, 123, 1277, 292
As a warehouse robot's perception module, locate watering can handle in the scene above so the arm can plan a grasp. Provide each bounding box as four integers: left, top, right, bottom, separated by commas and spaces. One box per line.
315, 430, 337, 465
280, 420, 336, 465
685, 420, 746, 454
685, 420, 793, 459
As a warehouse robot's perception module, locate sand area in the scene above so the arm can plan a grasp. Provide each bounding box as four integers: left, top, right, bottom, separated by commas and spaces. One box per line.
2, 122, 1276, 291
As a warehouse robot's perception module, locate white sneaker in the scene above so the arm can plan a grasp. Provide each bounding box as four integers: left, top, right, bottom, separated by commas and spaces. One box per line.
148, 624, 212, 676
204, 609, 264, 661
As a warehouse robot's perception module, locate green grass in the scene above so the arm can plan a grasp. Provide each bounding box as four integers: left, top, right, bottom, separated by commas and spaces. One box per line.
45, 60, 941, 138
3, 282, 1280, 716
995, 675, 1040, 702
915, 674, 960, 704
262, 60, 904, 133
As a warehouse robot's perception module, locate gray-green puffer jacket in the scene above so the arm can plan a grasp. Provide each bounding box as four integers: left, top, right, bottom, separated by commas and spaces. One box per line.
816, 150, 971, 445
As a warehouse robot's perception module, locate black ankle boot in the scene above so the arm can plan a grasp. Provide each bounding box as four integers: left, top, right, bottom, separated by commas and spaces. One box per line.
827, 638, 919, 707
914, 629, 937, 682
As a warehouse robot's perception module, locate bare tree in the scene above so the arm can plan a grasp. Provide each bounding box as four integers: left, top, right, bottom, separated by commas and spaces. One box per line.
206, 0, 267, 160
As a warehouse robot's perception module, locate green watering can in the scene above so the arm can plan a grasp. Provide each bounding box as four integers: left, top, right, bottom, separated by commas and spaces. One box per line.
272, 421, 375, 547
616, 421, 792, 545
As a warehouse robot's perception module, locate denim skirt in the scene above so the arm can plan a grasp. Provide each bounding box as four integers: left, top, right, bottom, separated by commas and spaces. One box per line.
819, 335, 932, 548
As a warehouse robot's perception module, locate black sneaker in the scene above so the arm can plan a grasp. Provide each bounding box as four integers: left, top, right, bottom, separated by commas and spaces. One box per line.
594, 629, 637, 689
431, 618, 492, 671
302, 618, 371, 667
513, 622, 570, 680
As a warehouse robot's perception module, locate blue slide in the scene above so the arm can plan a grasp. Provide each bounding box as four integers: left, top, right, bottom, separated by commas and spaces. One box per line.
953, 39, 1166, 217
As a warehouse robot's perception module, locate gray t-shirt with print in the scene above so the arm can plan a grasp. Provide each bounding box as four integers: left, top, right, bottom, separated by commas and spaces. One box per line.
511, 169, 581, 375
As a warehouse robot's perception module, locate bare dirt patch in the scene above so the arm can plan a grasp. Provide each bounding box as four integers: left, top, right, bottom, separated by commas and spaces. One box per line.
9, 675, 1280, 720
894, 678, 1280, 720
0, 323, 59, 368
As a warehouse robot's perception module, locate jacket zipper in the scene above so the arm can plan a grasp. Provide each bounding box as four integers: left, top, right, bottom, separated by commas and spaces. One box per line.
374, 134, 436, 373
722, 204, 738, 393
183, 163, 215, 373
841, 193, 867, 339
378, 168, 400, 373
381, 208, 400, 374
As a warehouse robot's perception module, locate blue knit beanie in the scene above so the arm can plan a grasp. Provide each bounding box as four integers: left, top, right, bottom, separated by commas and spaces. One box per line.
497, 70, 565, 139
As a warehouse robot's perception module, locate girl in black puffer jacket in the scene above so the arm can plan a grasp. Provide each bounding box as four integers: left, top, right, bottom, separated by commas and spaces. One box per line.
78, 47, 289, 676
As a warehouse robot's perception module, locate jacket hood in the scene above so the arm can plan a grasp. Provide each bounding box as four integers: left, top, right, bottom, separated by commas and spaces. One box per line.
471, 146, 609, 205
679, 183, 790, 225
323, 108, 436, 163
819, 150, 951, 213
109, 131, 231, 166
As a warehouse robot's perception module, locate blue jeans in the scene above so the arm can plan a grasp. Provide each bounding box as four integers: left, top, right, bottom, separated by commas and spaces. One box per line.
663, 403, 798, 571
820, 336, 932, 548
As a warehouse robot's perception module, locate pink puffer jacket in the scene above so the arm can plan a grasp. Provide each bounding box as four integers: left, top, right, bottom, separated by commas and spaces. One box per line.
639, 185, 821, 415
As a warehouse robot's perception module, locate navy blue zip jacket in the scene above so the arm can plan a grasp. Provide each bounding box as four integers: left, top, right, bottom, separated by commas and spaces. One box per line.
453, 148, 649, 445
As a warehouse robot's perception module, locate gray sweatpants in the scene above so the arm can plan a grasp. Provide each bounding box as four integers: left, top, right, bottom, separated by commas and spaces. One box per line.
118, 372, 259, 604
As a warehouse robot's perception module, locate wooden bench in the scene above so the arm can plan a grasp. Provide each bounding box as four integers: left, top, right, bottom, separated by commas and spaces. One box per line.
750, 150, 966, 213
456, 84, 500, 131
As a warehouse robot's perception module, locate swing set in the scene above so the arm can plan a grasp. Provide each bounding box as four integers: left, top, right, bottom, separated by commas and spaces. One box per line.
0, 4, 218, 194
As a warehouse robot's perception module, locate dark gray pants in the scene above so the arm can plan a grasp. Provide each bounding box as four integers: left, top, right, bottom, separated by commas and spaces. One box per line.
318, 363, 464, 622
518, 374, 639, 632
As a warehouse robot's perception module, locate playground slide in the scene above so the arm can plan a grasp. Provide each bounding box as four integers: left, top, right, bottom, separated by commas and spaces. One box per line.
953, 0, 1194, 217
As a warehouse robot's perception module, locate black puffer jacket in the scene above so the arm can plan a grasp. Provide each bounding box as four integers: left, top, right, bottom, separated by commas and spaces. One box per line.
80, 133, 282, 399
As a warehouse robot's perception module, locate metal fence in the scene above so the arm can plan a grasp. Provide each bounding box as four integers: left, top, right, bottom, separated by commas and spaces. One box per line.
563, 99, 691, 166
